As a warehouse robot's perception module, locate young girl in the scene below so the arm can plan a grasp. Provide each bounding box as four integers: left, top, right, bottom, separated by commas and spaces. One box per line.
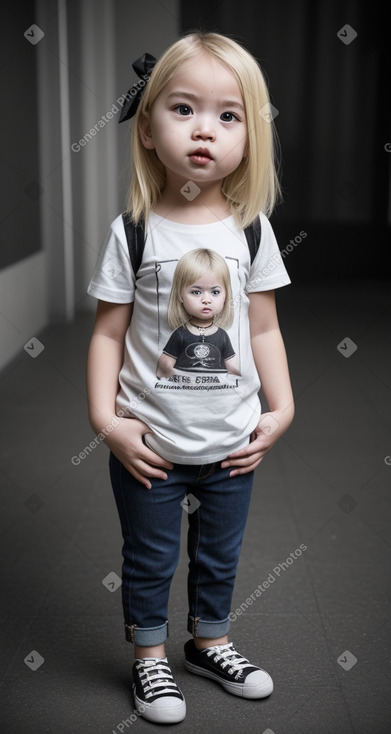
157, 248, 241, 377
87, 31, 294, 725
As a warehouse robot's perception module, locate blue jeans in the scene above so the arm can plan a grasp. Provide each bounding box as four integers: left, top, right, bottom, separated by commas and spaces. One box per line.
109, 452, 254, 647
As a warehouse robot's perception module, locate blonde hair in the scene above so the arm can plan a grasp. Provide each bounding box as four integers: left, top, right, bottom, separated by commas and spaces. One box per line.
127, 32, 281, 229
167, 249, 233, 330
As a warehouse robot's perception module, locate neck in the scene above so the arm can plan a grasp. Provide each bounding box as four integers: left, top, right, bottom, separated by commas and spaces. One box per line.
189, 318, 214, 329
154, 179, 230, 223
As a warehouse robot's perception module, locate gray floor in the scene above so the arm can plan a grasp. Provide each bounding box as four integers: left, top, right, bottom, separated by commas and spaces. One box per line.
1, 279, 390, 734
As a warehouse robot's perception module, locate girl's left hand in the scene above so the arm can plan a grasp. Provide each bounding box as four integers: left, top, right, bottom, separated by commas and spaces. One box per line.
221, 409, 293, 477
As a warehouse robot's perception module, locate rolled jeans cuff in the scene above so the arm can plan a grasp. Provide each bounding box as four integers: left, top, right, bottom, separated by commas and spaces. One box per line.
187, 615, 230, 639
125, 620, 169, 646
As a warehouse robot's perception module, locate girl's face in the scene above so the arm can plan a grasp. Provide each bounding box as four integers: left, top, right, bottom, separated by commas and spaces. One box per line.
181, 273, 226, 322
140, 53, 247, 188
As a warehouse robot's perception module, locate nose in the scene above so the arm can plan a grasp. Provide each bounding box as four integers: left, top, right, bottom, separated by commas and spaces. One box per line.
192, 115, 216, 142
202, 292, 212, 303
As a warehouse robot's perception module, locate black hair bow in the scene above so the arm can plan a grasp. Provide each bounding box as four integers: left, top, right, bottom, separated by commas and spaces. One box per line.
118, 52, 157, 123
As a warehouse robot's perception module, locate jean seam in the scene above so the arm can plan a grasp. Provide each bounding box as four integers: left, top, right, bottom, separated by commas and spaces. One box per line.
118, 460, 135, 626
193, 463, 215, 631
193, 499, 201, 627
125, 622, 137, 643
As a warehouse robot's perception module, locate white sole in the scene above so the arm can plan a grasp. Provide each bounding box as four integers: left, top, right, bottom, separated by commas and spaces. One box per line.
133, 686, 186, 723
184, 660, 274, 699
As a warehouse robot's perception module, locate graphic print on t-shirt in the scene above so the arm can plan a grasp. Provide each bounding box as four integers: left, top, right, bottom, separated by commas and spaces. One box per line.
154, 250, 242, 393
159, 325, 238, 373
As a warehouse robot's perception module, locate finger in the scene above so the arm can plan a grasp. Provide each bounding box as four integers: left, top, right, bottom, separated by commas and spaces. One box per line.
123, 459, 171, 488
134, 459, 172, 481
229, 458, 263, 477
221, 448, 252, 465
222, 448, 265, 468
228, 454, 263, 469
136, 445, 174, 470
224, 439, 266, 461
124, 464, 153, 490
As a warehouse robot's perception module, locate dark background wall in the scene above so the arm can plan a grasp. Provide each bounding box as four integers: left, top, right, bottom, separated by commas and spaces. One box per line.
180, 0, 390, 282
0, 0, 41, 269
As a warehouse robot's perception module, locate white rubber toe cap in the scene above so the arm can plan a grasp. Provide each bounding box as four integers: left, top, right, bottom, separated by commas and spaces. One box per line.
241, 669, 274, 698
135, 694, 186, 724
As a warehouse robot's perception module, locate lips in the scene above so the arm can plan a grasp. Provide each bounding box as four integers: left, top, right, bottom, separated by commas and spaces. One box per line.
189, 147, 213, 164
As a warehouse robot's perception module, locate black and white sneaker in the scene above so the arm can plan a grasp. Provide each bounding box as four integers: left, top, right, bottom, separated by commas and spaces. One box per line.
132, 657, 186, 724
184, 640, 273, 699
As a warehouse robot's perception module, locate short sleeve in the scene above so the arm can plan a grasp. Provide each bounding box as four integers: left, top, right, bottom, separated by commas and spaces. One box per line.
221, 331, 236, 360
246, 213, 291, 293
87, 214, 135, 303
162, 329, 183, 358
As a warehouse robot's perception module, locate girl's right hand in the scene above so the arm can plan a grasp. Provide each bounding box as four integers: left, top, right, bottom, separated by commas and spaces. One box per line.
103, 417, 173, 489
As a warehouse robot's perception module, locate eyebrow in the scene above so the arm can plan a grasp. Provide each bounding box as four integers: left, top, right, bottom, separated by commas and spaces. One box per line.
190, 284, 222, 289
167, 91, 244, 111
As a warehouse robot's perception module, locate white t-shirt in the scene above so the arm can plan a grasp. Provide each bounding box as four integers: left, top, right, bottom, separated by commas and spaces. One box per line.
87, 211, 291, 464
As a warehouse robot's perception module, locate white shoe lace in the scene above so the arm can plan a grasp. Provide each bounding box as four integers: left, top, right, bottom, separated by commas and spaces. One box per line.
135, 658, 180, 700
205, 643, 254, 681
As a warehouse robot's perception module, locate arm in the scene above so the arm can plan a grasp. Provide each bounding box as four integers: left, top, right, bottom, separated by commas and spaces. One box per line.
224, 355, 241, 375
86, 300, 173, 488
156, 352, 176, 378
221, 290, 294, 476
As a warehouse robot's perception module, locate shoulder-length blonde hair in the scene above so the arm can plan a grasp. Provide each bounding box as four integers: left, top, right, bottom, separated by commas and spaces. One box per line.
127, 32, 281, 229
167, 248, 233, 330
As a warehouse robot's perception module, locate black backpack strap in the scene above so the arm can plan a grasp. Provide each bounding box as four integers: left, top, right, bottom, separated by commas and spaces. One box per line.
244, 216, 262, 264
122, 212, 146, 278
121, 211, 260, 275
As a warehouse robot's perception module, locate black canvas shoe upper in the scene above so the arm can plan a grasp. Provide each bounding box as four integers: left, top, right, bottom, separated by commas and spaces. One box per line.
184, 640, 261, 682
133, 657, 184, 705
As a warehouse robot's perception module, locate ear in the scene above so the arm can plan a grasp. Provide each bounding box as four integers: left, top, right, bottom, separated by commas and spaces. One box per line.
138, 113, 155, 150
